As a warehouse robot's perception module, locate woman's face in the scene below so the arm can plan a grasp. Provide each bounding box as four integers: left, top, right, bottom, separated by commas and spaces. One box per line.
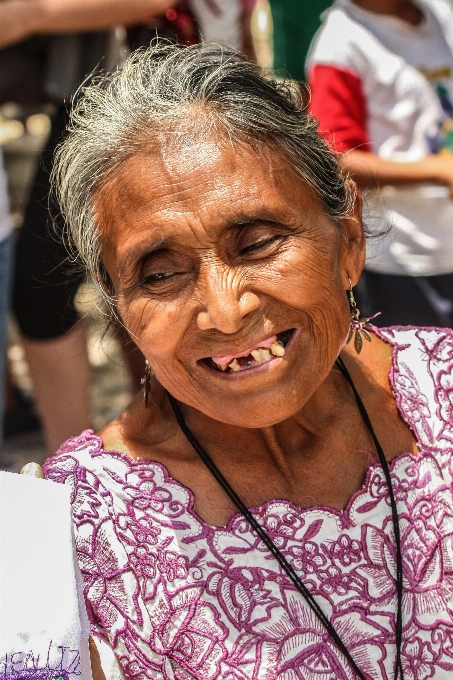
96, 136, 365, 427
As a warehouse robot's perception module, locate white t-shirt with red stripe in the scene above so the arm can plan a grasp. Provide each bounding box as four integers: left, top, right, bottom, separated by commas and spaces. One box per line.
307, 0, 453, 276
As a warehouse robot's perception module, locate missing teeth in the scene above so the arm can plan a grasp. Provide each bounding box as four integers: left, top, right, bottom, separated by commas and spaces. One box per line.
211, 335, 288, 372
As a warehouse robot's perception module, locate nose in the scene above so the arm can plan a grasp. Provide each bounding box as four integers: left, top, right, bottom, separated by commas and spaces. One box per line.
196, 263, 260, 334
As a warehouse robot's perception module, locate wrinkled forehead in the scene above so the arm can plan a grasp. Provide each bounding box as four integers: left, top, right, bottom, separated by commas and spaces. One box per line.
94, 137, 261, 224
153, 121, 231, 185
93, 102, 306, 215
95, 128, 312, 217
159, 135, 224, 177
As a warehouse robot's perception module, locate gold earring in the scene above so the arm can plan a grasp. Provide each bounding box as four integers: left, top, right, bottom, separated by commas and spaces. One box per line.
140, 360, 152, 407
346, 278, 379, 354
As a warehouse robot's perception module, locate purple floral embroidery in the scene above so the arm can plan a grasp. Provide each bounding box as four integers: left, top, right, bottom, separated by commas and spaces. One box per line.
2, 673, 69, 680
117, 507, 161, 545
329, 534, 362, 566
392, 361, 434, 445
288, 540, 326, 575
44, 328, 453, 679
129, 545, 156, 580
318, 565, 352, 595
262, 510, 303, 549
205, 565, 278, 630
158, 551, 190, 581
401, 639, 435, 680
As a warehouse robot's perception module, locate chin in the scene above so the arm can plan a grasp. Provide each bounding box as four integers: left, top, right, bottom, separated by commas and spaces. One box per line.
191, 376, 309, 428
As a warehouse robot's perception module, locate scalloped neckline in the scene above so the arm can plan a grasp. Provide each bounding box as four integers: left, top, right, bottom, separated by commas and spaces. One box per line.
76, 327, 426, 531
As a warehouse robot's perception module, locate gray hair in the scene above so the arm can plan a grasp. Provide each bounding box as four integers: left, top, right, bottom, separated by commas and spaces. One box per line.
52, 42, 355, 295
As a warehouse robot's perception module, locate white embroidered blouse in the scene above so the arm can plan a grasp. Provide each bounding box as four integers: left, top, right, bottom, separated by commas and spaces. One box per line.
44, 327, 453, 680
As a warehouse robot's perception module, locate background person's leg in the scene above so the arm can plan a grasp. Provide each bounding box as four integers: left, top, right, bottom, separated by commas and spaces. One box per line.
12, 107, 91, 452
0, 236, 13, 447
22, 323, 90, 453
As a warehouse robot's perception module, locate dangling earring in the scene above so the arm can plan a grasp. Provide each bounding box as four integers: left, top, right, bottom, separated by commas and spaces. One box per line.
346, 278, 380, 354
140, 360, 152, 407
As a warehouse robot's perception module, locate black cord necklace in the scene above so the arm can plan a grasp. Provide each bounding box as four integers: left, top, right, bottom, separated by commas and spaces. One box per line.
166, 355, 404, 680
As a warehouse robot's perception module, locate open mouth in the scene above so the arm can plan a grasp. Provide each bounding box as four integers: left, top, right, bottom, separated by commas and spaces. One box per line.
199, 329, 295, 374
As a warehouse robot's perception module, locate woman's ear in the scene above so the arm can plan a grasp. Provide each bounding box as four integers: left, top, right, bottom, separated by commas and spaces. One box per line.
339, 179, 366, 288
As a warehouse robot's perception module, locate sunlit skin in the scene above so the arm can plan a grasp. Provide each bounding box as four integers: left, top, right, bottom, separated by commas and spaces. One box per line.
353, 0, 423, 26
96, 134, 418, 528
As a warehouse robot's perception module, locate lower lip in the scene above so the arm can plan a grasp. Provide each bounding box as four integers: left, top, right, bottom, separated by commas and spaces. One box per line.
198, 328, 300, 378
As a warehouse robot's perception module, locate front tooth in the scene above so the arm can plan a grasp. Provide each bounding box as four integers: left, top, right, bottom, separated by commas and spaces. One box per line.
250, 349, 263, 363
229, 358, 240, 371
261, 349, 272, 361
270, 341, 285, 357
217, 363, 229, 371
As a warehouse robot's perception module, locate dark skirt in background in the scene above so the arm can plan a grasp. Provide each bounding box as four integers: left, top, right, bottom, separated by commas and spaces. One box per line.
12, 106, 84, 340
357, 269, 453, 328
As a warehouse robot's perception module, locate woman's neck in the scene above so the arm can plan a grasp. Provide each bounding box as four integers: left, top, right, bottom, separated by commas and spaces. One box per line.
169, 350, 361, 475
352, 0, 423, 26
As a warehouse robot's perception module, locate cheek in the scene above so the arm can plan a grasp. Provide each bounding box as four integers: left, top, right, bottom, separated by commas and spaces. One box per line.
253, 239, 350, 358
256, 237, 344, 310
119, 297, 185, 361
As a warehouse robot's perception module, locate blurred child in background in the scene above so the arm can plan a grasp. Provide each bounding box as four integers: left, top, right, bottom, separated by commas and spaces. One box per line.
308, 0, 453, 327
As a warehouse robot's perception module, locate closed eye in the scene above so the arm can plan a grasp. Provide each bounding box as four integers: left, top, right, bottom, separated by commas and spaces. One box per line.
240, 235, 282, 255
142, 271, 183, 288
145, 272, 176, 282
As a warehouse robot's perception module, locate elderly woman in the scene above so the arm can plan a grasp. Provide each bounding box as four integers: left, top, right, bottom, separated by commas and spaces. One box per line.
44, 43, 453, 680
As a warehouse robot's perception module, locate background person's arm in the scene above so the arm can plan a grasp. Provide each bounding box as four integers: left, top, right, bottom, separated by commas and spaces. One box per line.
342, 149, 453, 198
308, 63, 453, 198
0, 0, 179, 49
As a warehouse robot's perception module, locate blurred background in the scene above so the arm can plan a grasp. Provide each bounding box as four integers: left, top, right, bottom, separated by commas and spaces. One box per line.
2, 107, 134, 469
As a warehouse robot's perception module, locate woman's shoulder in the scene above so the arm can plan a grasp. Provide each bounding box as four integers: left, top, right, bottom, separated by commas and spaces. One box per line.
43, 430, 120, 510
43, 429, 199, 531
44, 429, 108, 477
377, 325, 453, 450
43, 429, 145, 505
378, 324, 453, 366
